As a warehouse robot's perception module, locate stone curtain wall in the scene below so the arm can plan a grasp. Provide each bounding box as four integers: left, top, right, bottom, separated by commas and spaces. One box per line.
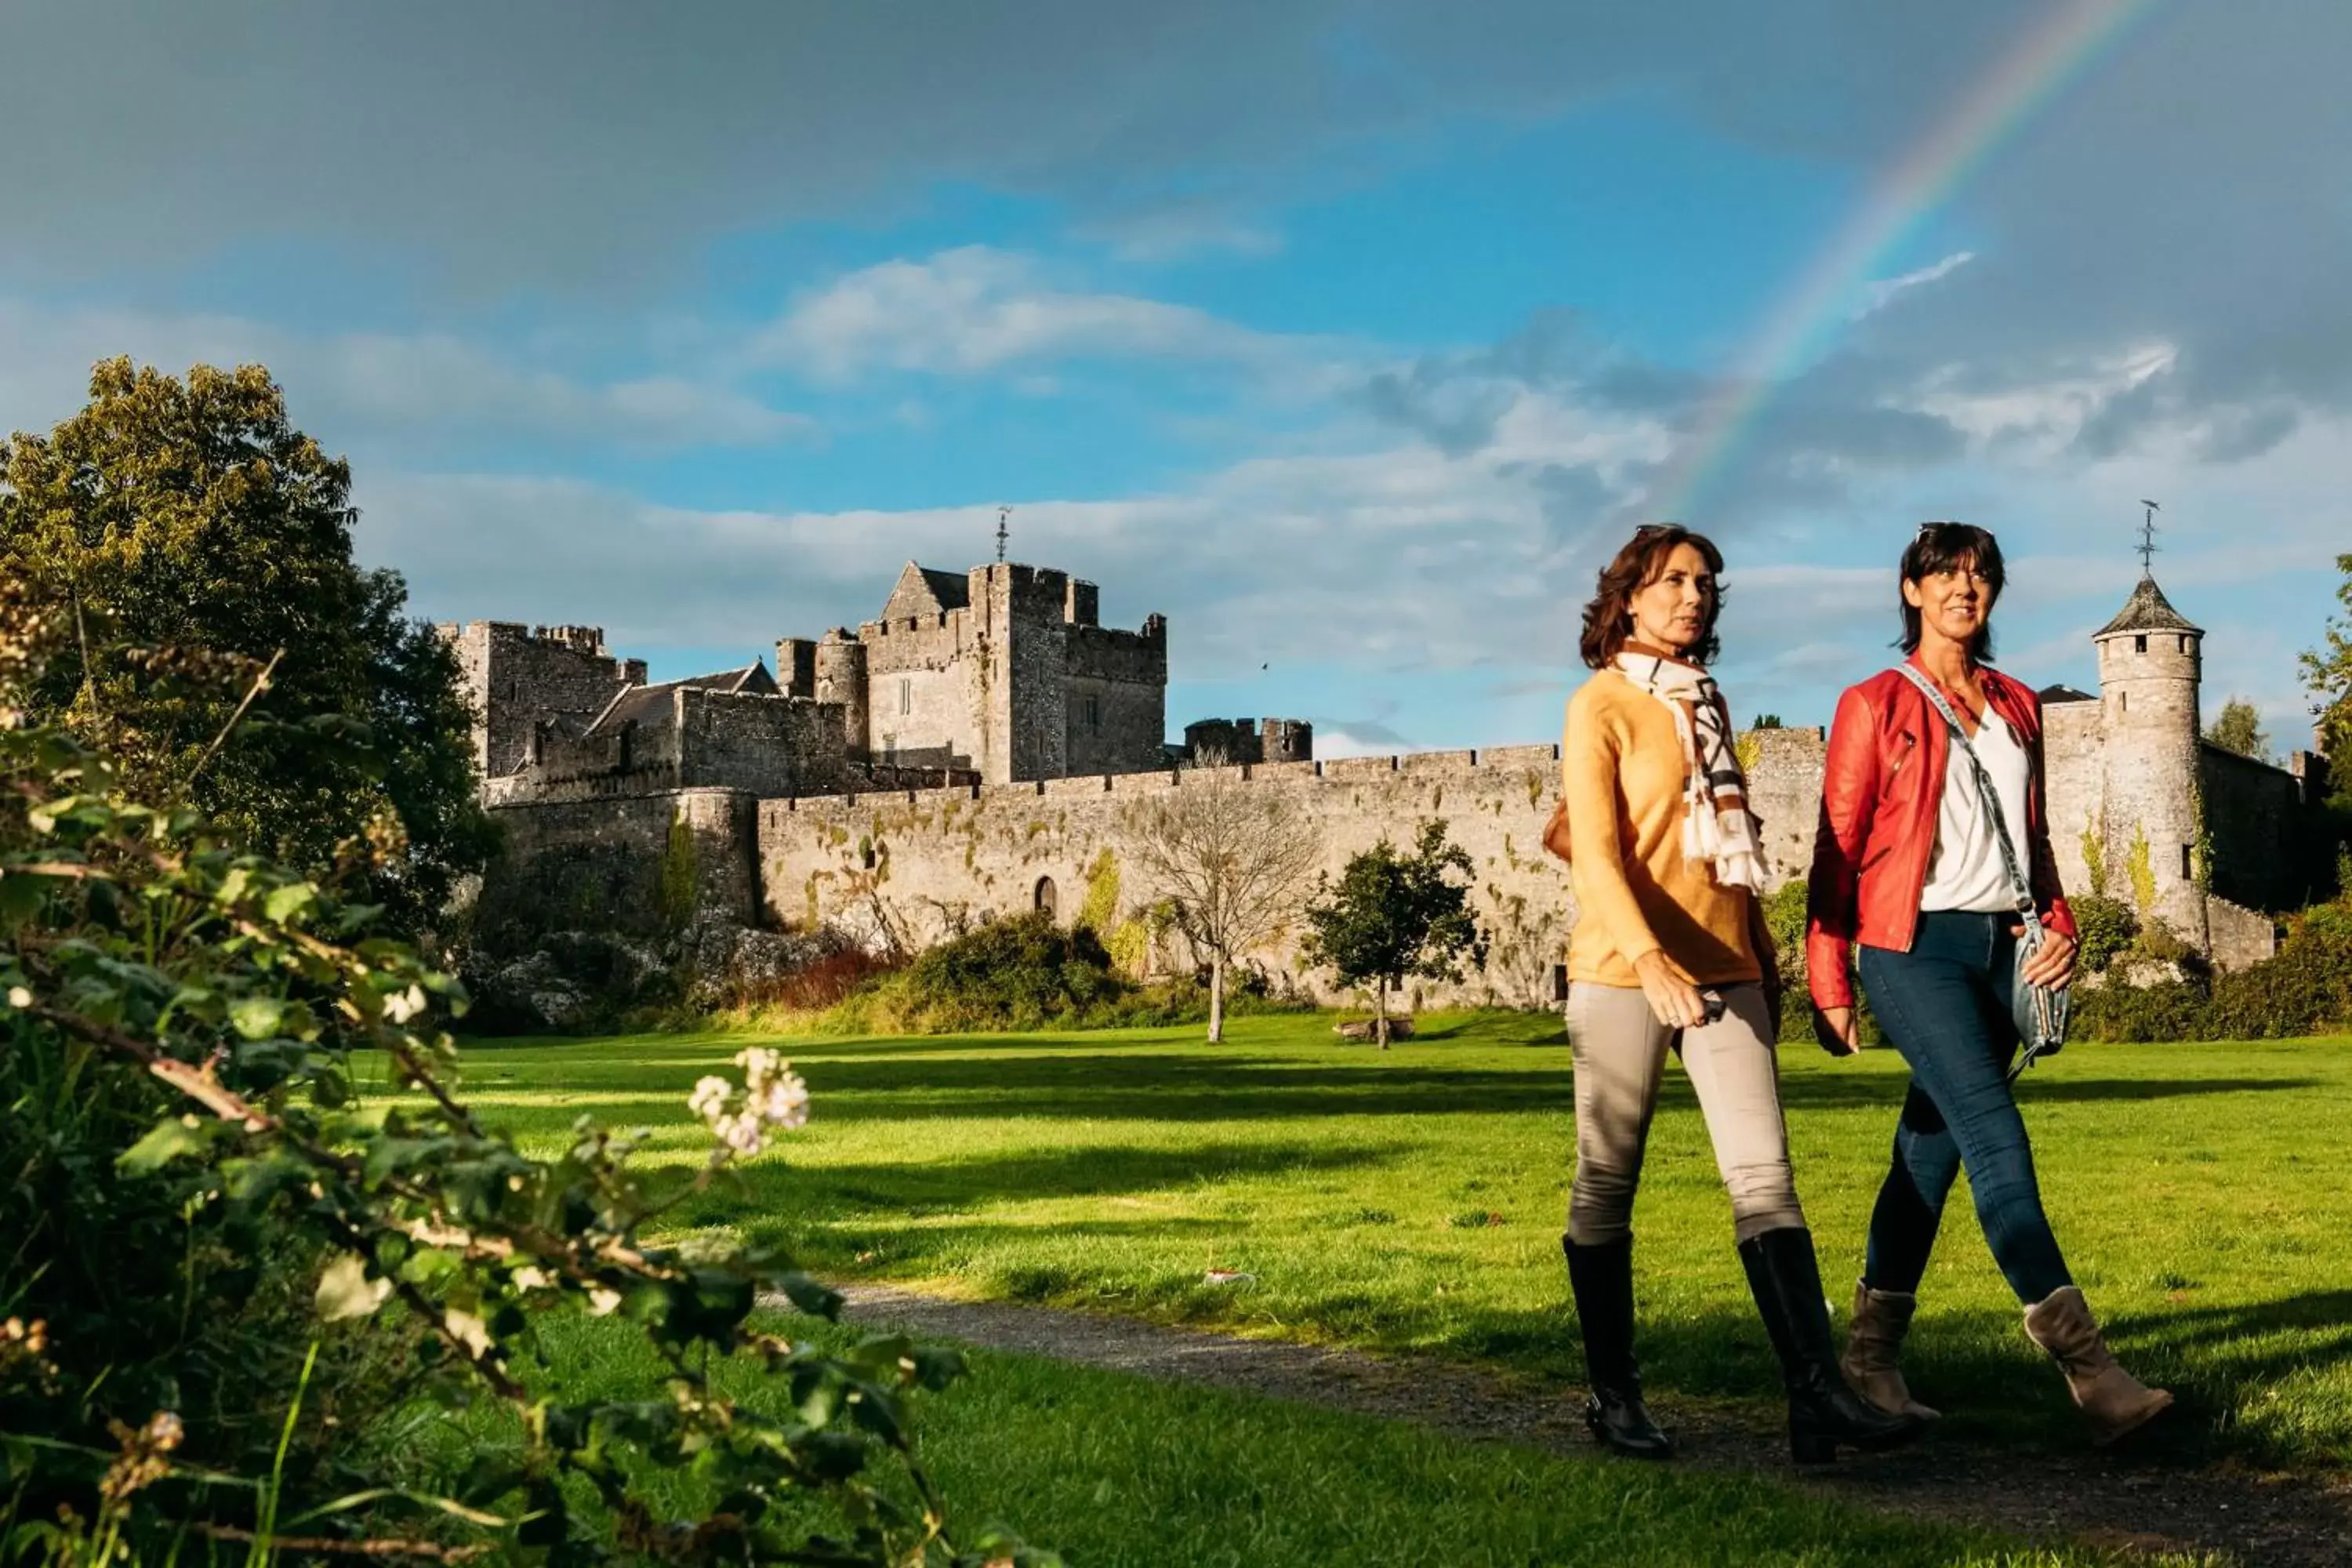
477, 786, 757, 943
1740, 728, 1830, 884
2042, 700, 2109, 899
2198, 743, 2327, 911
676, 690, 851, 800
481, 710, 2307, 995
496, 690, 856, 803
759, 746, 1579, 1009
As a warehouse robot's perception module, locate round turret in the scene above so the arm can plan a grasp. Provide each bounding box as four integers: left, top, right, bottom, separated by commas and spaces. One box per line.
2092, 575, 2205, 937
815, 629, 869, 759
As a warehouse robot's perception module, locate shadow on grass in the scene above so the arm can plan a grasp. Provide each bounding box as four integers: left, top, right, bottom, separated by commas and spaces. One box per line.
685, 1137, 1417, 1232
781, 1051, 2316, 1123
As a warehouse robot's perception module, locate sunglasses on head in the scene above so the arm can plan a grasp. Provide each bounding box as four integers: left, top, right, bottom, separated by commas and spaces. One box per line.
1917, 519, 1997, 544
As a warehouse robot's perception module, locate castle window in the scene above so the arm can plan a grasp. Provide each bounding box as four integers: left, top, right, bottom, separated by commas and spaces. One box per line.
1034, 877, 1058, 920
2135, 634, 2147, 654
898, 678, 911, 715
2120, 691, 2128, 713
1552, 964, 1569, 1004
2178, 635, 2189, 653
2181, 844, 2194, 880
1084, 695, 1102, 734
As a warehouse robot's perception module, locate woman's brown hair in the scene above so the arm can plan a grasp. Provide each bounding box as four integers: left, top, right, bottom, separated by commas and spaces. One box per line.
1578, 524, 1727, 670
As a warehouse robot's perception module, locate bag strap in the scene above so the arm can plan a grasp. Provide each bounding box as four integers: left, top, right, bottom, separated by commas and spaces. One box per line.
1894, 665, 2037, 919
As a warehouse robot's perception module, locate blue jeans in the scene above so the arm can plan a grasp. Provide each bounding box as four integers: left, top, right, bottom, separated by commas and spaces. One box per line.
1857, 911, 2071, 1305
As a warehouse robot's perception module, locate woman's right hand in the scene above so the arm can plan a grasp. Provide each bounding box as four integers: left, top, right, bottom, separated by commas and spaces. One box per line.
1632, 950, 1707, 1031
1814, 1005, 1861, 1057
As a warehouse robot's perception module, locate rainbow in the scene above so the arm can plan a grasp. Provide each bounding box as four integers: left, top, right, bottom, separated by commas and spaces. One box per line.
1644, 0, 2165, 522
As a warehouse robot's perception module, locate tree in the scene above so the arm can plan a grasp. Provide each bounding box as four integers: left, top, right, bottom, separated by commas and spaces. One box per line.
1121, 755, 1323, 1041
0, 358, 493, 935
1750, 713, 1785, 730
1301, 819, 1487, 1047
2205, 696, 2270, 760
2304, 553, 2352, 811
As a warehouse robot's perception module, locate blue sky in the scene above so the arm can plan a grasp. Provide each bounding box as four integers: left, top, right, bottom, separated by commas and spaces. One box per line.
2, 1, 2345, 763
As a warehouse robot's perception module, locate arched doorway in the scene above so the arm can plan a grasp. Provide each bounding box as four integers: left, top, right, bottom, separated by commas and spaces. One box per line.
1033, 876, 1058, 920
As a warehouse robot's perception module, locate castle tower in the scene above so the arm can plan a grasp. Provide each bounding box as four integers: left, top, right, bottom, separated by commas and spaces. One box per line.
1258, 718, 1314, 764
814, 629, 869, 760
2092, 573, 2205, 940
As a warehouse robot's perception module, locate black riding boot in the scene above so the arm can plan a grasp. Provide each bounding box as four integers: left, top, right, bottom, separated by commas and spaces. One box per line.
1563, 1234, 1673, 1459
1737, 1227, 1929, 1465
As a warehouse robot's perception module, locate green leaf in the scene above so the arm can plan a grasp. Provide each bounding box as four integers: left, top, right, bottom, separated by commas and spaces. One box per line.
263, 882, 317, 923
228, 994, 287, 1040
117, 1116, 209, 1175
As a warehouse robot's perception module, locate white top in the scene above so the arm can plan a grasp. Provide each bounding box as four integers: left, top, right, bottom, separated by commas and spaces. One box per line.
1919, 709, 2034, 914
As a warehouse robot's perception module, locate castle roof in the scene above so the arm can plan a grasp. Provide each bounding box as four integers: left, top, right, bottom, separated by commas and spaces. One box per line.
880, 561, 971, 619
2095, 574, 2202, 637
2038, 683, 2098, 705
586, 660, 776, 734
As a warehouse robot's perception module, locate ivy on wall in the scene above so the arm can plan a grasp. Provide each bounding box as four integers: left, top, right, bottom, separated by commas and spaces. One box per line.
2126, 825, 2158, 917
2081, 811, 2108, 898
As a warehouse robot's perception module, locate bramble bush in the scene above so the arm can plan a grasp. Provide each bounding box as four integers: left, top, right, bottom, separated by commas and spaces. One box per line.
0, 585, 1053, 1565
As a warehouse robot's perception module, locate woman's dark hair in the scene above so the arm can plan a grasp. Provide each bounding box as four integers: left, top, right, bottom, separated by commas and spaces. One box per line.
1579, 524, 1727, 670
1899, 521, 2004, 662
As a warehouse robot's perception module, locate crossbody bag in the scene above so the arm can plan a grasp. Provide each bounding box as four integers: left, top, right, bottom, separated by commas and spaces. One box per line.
1893, 666, 2071, 1080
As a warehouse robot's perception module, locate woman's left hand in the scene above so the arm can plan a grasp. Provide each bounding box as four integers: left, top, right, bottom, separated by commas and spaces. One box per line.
2016, 922, 2078, 991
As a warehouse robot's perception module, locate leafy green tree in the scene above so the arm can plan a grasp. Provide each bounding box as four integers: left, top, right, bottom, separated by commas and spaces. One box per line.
1301, 820, 1486, 1047
0, 358, 492, 935
2299, 553, 2352, 887
2204, 697, 2269, 760
0, 583, 1051, 1564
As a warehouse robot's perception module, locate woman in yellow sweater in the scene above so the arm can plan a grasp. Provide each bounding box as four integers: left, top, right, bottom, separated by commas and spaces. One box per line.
1560, 524, 1924, 1465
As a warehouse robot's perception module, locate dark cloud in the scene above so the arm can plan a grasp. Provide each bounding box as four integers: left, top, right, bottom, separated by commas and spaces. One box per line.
0, 4, 2112, 290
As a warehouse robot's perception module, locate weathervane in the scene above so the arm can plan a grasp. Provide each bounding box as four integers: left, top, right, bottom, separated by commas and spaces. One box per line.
2136, 499, 2161, 575
996, 505, 1011, 564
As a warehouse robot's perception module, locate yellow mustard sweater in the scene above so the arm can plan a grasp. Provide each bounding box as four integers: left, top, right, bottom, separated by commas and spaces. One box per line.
1562, 671, 1762, 988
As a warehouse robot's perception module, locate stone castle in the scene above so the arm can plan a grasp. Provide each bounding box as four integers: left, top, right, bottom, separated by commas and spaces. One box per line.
458, 559, 2332, 1007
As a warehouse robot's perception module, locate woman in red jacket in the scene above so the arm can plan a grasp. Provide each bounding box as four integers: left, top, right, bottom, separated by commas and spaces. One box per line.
1807, 522, 2171, 1446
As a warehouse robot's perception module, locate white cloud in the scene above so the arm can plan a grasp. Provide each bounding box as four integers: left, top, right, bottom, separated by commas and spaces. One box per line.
1853, 251, 1976, 321
753, 246, 1309, 379
0, 299, 810, 453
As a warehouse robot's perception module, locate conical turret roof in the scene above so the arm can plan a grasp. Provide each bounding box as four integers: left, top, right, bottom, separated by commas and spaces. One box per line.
2094, 573, 2202, 638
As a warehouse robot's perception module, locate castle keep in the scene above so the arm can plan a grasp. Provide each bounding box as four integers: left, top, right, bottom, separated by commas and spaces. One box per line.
443, 560, 1185, 808
466, 561, 2331, 1005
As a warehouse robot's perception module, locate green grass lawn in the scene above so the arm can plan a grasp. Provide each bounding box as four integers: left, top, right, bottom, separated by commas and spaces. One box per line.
423, 1013, 2352, 1473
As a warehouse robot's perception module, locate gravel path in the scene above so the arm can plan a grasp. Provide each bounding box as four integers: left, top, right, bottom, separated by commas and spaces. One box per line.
813, 1283, 2352, 1567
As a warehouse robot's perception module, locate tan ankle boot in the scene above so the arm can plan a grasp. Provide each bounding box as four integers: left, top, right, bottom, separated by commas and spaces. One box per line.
1840, 1280, 1939, 1420
2021, 1287, 2173, 1446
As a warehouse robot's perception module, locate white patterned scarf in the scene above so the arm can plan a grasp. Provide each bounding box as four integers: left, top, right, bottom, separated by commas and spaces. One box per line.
1612, 644, 1769, 892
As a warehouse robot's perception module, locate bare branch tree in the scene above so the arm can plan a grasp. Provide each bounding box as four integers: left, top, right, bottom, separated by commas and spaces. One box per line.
1121, 753, 1323, 1041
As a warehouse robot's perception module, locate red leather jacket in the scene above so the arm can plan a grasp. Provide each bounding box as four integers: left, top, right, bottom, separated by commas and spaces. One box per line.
1805, 656, 2076, 1011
